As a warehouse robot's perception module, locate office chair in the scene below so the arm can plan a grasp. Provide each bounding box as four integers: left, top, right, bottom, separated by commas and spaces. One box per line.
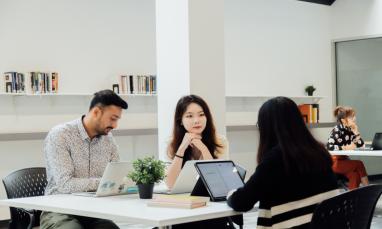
2, 167, 48, 229
310, 184, 382, 229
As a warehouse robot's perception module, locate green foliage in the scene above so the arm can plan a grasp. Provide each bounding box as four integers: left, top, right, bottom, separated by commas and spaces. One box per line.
305, 85, 316, 95
127, 156, 166, 185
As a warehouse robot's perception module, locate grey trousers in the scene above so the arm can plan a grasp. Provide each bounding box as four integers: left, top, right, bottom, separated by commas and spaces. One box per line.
40, 211, 120, 229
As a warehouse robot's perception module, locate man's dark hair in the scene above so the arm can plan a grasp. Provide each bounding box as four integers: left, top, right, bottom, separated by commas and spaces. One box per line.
89, 89, 128, 110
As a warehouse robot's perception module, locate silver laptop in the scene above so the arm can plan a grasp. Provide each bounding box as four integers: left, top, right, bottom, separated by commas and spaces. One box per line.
72, 161, 136, 197
154, 160, 200, 194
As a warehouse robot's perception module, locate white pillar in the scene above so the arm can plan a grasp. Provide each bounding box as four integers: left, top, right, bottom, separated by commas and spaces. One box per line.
156, 0, 226, 161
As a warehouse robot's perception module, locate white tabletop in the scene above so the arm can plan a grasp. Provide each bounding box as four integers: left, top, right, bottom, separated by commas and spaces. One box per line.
0, 194, 245, 227
330, 150, 382, 157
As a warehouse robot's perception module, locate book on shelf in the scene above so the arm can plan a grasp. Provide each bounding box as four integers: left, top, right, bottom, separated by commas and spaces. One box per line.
3, 72, 26, 93
30, 72, 59, 94
147, 194, 210, 209
2, 71, 59, 94
298, 104, 319, 124
118, 74, 156, 95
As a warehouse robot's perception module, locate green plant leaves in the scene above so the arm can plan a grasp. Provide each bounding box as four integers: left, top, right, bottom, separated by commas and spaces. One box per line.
127, 156, 166, 185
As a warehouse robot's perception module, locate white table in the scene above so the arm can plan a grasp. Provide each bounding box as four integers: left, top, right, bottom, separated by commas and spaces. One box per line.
0, 194, 245, 228
330, 150, 382, 157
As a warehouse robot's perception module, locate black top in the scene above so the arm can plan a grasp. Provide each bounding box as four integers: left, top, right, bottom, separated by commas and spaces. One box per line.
227, 146, 338, 228
327, 123, 364, 151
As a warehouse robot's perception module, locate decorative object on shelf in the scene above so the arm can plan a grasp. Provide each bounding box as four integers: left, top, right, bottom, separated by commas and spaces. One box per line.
127, 156, 165, 199
305, 85, 316, 96
112, 84, 119, 94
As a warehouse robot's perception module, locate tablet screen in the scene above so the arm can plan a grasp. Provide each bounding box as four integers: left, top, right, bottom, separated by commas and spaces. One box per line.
195, 161, 244, 200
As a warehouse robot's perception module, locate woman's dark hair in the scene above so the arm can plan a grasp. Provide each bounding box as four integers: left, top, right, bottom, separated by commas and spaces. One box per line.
89, 89, 128, 110
333, 106, 355, 123
168, 95, 222, 160
257, 97, 332, 174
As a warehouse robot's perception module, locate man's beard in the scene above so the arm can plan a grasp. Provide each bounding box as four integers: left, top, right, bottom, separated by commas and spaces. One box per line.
96, 126, 113, 136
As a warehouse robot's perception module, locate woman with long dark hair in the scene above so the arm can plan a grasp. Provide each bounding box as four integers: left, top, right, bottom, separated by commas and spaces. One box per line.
327, 106, 369, 190
227, 97, 338, 228
165, 94, 227, 189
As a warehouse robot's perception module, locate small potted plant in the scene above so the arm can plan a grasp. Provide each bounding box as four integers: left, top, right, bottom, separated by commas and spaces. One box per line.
127, 156, 166, 199
305, 85, 316, 96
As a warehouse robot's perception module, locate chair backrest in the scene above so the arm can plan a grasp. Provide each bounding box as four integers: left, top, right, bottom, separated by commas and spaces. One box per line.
2, 167, 47, 228
310, 184, 382, 229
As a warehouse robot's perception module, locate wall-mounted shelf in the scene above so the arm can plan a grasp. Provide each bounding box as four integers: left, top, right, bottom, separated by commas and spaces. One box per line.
226, 95, 325, 104
0, 93, 156, 97
0, 122, 335, 141
227, 122, 336, 132
0, 128, 158, 141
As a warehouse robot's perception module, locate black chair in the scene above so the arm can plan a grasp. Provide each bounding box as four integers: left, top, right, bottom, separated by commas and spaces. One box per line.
2, 167, 48, 229
310, 184, 382, 229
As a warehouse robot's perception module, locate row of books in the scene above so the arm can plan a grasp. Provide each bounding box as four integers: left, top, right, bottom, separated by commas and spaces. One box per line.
4, 72, 25, 93
298, 104, 319, 124
3, 72, 58, 94
118, 75, 157, 95
148, 194, 209, 209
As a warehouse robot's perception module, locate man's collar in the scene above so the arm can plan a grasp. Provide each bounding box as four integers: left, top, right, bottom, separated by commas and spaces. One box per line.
78, 115, 91, 141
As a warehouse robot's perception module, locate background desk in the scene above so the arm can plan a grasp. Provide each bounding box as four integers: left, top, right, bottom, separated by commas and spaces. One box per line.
0, 194, 245, 228
330, 150, 382, 157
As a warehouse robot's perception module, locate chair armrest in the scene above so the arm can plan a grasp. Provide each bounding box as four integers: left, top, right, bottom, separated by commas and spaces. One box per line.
17, 208, 36, 229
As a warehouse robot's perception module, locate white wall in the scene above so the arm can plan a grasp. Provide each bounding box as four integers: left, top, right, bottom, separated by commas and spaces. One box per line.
0, 0, 156, 93
0, 0, 157, 134
331, 0, 382, 40
224, 0, 334, 122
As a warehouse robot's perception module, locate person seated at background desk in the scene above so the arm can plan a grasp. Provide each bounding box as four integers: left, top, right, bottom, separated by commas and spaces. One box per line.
327, 106, 369, 190
41, 90, 128, 229
165, 94, 227, 189
227, 97, 338, 229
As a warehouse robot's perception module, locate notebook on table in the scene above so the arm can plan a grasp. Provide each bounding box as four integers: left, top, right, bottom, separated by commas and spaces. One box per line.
72, 161, 136, 197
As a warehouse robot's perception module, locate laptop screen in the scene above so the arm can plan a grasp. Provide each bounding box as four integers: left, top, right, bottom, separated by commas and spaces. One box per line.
195, 161, 244, 201
372, 133, 382, 150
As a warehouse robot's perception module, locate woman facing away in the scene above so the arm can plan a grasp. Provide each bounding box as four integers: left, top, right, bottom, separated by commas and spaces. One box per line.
227, 97, 339, 229
165, 94, 227, 189
327, 106, 369, 190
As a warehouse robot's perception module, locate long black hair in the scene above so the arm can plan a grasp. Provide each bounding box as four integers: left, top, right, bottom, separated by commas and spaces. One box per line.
168, 95, 222, 160
257, 97, 332, 174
